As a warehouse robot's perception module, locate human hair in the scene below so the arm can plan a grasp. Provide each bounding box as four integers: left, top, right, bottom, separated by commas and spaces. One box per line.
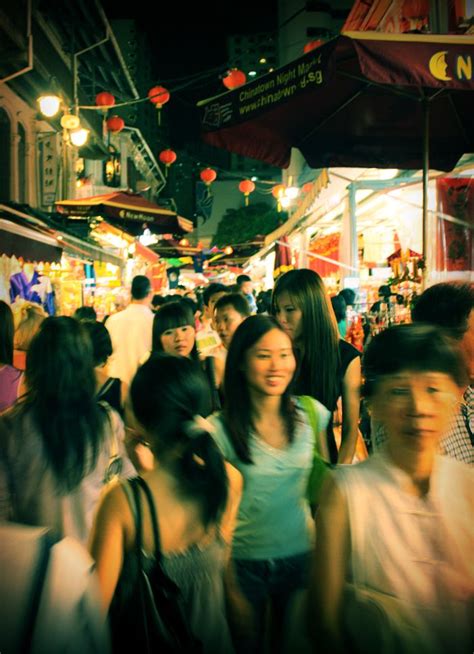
22, 317, 105, 492
73, 306, 97, 322
0, 300, 14, 365
272, 269, 340, 410
151, 294, 166, 310
202, 283, 227, 307
14, 303, 46, 352
81, 320, 113, 367
131, 275, 151, 300
214, 292, 251, 318
223, 315, 296, 463
339, 288, 356, 307
130, 353, 227, 527
411, 282, 474, 339
331, 294, 347, 323
362, 323, 468, 398
236, 274, 251, 287
152, 301, 198, 361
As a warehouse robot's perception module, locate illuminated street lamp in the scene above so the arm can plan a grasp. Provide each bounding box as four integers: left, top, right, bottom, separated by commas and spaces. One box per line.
38, 94, 61, 117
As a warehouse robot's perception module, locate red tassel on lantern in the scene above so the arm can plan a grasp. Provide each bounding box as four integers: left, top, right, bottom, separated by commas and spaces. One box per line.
239, 179, 255, 206
223, 69, 247, 90
148, 86, 170, 126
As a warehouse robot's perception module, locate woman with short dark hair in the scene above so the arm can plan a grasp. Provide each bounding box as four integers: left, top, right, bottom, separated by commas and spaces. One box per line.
309, 324, 473, 654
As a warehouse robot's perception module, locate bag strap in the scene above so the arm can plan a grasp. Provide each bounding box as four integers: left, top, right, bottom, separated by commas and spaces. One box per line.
135, 476, 163, 564
299, 395, 320, 453
129, 478, 145, 571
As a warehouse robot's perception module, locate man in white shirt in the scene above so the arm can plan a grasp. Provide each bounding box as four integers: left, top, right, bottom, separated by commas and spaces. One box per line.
106, 275, 153, 385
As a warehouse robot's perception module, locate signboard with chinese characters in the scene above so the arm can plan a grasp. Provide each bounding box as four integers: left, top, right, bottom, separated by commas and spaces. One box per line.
39, 133, 59, 208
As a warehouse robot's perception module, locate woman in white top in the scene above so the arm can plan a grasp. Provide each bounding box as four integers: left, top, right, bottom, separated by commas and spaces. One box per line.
309, 324, 473, 654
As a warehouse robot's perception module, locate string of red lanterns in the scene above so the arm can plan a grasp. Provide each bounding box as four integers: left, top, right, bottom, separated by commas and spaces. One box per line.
223, 68, 247, 90
159, 149, 177, 175
148, 85, 170, 125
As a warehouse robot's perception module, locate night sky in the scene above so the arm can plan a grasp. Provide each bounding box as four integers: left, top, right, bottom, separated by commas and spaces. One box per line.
101, 0, 278, 148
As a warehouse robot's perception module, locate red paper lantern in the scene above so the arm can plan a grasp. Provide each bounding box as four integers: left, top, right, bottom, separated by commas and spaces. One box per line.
200, 167, 217, 185
302, 182, 313, 194
106, 115, 125, 133
148, 86, 170, 107
303, 40, 324, 54
159, 149, 177, 167
239, 179, 255, 206
223, 68, 246, 90
95, 92, 115, 109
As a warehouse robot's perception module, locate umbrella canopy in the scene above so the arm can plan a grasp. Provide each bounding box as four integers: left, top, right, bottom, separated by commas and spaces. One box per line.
199, 32, 474, 171
56, 191, 193, 235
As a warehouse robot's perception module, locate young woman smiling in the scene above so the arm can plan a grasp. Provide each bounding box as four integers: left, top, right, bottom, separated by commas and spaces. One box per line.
210, 315, 330, 653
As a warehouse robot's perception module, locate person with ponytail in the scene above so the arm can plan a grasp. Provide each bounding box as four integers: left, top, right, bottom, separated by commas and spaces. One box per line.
89, 353, 242, 653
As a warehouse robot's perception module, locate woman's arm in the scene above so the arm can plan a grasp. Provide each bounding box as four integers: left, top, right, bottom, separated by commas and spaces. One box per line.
89, 484, 130, 611
220, 461, 243, 548
338, 356, 361, 464
308, 474, 350, 653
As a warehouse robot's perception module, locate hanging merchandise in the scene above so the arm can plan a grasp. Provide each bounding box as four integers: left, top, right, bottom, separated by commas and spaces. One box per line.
239, 179, 255, 206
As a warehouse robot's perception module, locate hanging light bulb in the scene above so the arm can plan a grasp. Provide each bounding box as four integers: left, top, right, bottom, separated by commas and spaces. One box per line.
69, 127, 90, 147
38, 94, 61, 117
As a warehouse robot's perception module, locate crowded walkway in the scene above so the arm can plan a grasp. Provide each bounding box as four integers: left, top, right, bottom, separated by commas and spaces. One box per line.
0, 274, 473, 653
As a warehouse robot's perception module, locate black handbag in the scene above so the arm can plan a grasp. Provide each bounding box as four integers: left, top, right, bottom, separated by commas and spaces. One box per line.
109, 477, 203, 654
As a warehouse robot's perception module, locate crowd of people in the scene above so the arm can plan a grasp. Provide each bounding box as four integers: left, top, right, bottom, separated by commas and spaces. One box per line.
0, 270, 472, 654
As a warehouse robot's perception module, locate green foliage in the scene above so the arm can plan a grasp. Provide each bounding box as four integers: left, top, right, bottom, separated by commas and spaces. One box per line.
212, 203, 287, 247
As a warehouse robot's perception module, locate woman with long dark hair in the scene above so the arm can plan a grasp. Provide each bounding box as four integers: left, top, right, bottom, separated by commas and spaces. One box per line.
272, 269, 361, 464
90, 353, 242, 653
0, 317, 134, 543
210, 315, 330, 652
0, 301, 22, 412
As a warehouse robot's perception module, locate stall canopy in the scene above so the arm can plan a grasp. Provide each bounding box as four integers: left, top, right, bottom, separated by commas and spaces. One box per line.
199, 32, 474, 171
56, 191, 193, 235
0, 204, 63, 263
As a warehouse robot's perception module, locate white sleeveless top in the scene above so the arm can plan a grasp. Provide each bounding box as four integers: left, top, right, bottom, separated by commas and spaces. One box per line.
333, 450, 473, 654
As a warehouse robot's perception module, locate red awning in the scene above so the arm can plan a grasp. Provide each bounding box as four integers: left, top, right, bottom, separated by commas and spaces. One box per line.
56, 191, 193, 235
199, 32, 474, 171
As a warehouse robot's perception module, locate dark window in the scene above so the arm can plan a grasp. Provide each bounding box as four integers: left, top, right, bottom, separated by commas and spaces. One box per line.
0, 108, 11, 201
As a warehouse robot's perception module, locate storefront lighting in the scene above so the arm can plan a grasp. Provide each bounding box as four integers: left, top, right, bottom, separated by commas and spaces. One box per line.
69, 127, 90, 147
38, 94, 61, 117
248, 71, 257, 77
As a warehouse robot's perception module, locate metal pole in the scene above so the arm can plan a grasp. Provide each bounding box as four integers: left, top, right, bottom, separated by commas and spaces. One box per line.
422, 97, 429, 288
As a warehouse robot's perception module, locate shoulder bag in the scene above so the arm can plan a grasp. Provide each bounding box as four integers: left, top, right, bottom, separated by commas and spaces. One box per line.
299, 395, 332, 504
109, 476, 202, 654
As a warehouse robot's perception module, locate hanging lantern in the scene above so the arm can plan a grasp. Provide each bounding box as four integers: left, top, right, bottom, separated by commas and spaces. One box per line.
272, 183, 285, 212
303, 40, 324, 54
148, 86, 170, 126
159, 149, 177, 177
239, 179, 255, 206
200, 167, 217, 185
95, 92, 115, 110
302, 182, 313, 194
106, 115, 125, 133
159, 149, 177, 167
223, 68, 246, 90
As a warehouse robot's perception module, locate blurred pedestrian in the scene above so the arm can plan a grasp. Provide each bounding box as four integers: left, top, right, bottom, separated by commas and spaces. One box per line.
0, 301, 22, 412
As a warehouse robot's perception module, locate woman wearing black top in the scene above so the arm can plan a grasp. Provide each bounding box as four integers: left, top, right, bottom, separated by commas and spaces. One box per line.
272, 269, 361, 464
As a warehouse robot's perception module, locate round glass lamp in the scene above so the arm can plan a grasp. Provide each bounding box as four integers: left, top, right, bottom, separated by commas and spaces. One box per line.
38, 94, 61, 117
69, 127, 90, 147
